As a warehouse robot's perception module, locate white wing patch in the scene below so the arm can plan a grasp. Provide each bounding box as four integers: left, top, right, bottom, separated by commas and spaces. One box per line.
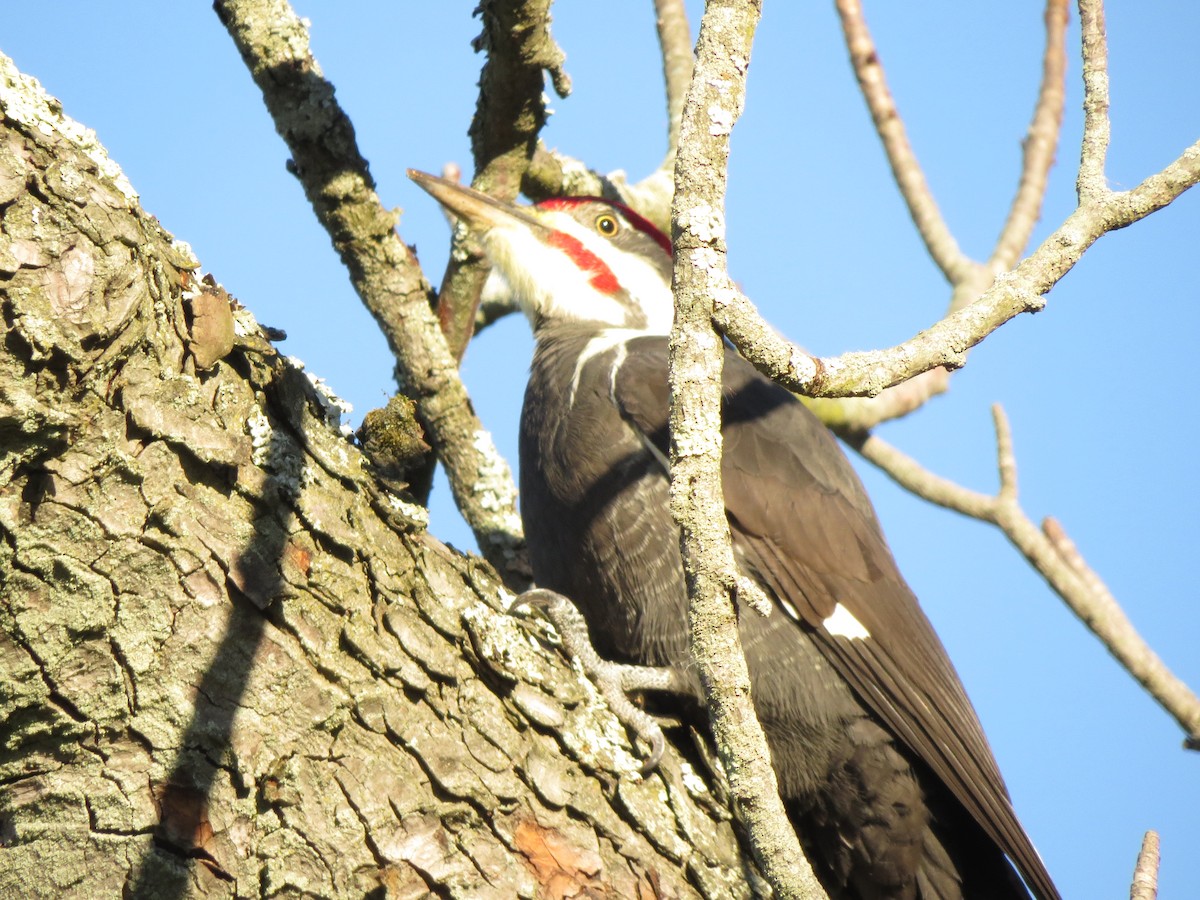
776, 595, 801, 622
823, 603, 870, 640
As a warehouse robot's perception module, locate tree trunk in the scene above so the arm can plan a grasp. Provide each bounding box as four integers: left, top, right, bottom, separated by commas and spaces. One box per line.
0, 58, 751, 900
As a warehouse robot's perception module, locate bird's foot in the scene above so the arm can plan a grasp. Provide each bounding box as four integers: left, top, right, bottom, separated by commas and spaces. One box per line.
516, 588, 691, 775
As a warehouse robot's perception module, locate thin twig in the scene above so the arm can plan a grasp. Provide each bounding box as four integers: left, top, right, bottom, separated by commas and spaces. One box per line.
990, 0, 1069, 274
1042, 519, 1200, 746
654, 0, 693, 162
848, 433, 994, 520
834, 0, 972, 283
1129, 831, 1161, 900
992, 404, 1018, 502
851, 417, 1200, 746
799, 3, 1064, 430
714, 136, 1200, 399
213, 0, 528, 586
1077, 0, 1112, 202
670, 1, 826, 897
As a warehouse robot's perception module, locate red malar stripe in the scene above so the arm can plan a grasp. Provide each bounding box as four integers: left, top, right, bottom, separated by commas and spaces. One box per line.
546, 231, 621, 295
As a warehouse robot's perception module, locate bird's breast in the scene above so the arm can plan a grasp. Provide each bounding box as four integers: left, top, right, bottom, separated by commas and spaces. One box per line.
520, 330, 691, 668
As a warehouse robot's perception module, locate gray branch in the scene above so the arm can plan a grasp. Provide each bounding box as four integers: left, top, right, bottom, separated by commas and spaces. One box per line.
850, 411, 1200, 747
436, 0, 568, 360
213, 0, 527, 586
669, 1, 827, 897
1129, 831, 1161, 900
714, 139, 1200, 401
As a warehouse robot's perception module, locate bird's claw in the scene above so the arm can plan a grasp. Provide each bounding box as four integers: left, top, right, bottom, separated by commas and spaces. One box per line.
516, 588, 683, 774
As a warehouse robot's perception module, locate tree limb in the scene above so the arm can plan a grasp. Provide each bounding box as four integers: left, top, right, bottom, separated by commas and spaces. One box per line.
848, 410, 1200, 747
834, 0, 972, 283
1129, 831, 1161, 900
436, 0, 567, 360
990, 0, 1069, 274
213, 0, 528, 587
669, 1, 827, 897
0, 46, 753, 900
713, 138, 1200, 400
1077, 0, 1112, 203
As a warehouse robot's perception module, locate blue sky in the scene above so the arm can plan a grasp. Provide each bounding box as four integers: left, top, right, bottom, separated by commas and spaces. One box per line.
5, 3, 1198, 896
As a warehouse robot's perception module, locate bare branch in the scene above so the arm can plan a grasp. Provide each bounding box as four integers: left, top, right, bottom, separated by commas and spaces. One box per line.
1042, 519, 1200, 746
1129, 831, 1161, 900
436, 0, 567, 360
716, 138, 1200, 399
992, 404, 1018, 503
806, 267, 992, 430
670, 1, 826, 896
1077, 0, 1112, 202
990, 0, 1069, 273
804, 2, 1064, 428
214, 0, 527, 586
849, 433, 994, 520
654, 0, 693, 161
834, 0, 972, 283
851, 418, 1200, 747
808, 367, 950, 432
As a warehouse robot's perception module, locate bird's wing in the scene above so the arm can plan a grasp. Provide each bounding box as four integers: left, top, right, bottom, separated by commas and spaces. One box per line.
612, 337, 1057, 900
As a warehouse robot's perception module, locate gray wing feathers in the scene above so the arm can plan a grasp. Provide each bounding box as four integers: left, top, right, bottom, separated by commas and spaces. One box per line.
613, 337, 1056, 900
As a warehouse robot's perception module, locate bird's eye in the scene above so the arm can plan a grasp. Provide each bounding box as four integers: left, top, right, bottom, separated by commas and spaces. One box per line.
595, 214, 619, 237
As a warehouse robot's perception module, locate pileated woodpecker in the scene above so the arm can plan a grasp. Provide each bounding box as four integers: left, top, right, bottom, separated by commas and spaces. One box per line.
410, 170, 1058, 900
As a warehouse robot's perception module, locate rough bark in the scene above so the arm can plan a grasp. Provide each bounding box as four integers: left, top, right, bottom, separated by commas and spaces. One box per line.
0, 59, 753, 900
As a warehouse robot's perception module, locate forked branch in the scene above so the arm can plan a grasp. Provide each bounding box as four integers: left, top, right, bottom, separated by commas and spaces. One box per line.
850, 409, 1200, 747
715, 139, 1200, 400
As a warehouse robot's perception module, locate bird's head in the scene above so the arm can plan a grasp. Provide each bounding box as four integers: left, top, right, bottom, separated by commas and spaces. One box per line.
409, 169, 674, 334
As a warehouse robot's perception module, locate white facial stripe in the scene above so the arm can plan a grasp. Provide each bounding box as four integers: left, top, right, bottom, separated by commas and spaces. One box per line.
607, 339, 628, 402
638, 432, 671, 476
568, 328, 639, 407
484, 224, 632, 328
823, 603, 870, 640
544, 213, 675, 334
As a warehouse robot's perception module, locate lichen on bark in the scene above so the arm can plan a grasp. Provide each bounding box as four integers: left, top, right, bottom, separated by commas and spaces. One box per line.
0, 54, 752, 900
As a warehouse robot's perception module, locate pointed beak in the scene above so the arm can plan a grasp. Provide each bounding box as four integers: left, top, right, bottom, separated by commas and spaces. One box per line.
407, 169, 547, 237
